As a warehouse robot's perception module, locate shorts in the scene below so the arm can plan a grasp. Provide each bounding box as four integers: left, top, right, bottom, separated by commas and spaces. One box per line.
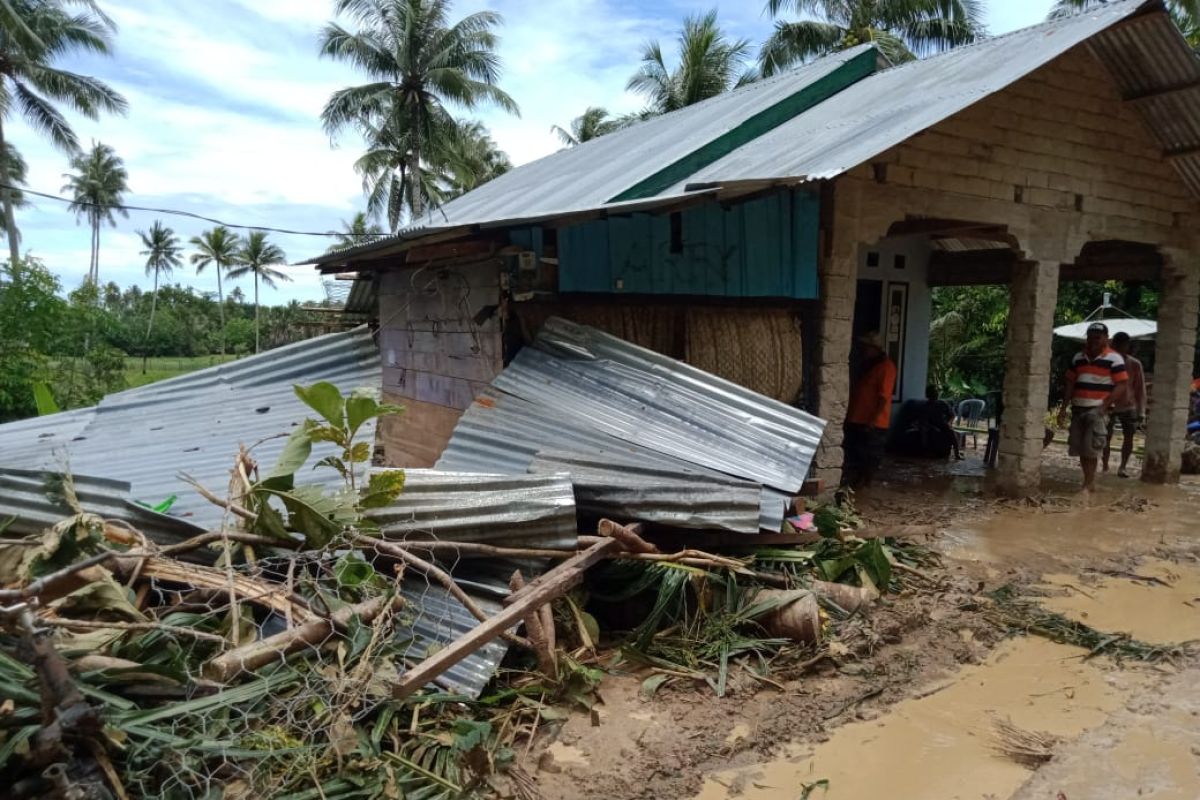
1109, 409, 1137, 438
1068, 407, 1109, 459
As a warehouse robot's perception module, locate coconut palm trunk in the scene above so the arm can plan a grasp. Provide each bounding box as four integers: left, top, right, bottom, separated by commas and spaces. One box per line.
0, 117, 18, 267
253, 272, 260, 354
216, 266, 226, 355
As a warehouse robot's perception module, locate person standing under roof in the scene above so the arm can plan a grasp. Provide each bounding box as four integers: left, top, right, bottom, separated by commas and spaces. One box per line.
1057, 322, 1130, 493
843, 331, 896, 488
1102, 331, 1146, 478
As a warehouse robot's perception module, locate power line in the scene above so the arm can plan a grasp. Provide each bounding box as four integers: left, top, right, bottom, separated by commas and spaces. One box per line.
1, 183, 387, 237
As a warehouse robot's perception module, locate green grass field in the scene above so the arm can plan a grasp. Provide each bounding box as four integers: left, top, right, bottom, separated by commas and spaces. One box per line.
123, 354, 241, 389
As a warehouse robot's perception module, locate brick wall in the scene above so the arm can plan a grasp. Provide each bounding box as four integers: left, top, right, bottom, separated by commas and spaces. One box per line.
868, 46, 1196, 240
377, 261, 504, 466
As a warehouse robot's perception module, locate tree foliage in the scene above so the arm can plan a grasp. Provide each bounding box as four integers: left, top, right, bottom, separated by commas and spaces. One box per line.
759, 0, 985, 75
319, 0, 518, 229
628, 10, 755, 113
62, 140, 128, 283
0, 0, 128, 263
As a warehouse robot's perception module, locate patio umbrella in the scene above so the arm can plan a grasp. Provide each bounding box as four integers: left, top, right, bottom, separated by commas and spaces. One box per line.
1053, 317, 1157, 342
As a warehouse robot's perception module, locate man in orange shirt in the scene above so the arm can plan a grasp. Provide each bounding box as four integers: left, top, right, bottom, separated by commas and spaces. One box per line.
843, 331, 897, 488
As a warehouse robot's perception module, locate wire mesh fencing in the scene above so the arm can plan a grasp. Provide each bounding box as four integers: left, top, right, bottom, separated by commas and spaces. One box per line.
0, 517, 530, 800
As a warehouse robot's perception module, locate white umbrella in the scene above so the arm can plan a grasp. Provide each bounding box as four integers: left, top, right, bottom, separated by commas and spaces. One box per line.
1053, 317, 1157, 342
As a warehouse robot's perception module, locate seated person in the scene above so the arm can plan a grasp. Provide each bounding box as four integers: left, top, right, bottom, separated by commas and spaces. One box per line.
896, 386, 963, 460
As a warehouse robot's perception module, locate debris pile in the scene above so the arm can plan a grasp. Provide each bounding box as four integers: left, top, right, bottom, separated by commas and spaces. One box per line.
0, 322, 936, 799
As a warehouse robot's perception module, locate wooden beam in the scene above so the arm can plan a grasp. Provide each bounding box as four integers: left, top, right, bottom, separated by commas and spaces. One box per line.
928, 249, 1019, 286
1125, 80, 1200, 106
886, 217, 1008, 239
1163, 145, 1200, 161
392, 536, 621, 699
1060, 262, 1162, 283
404, 237, 498, 264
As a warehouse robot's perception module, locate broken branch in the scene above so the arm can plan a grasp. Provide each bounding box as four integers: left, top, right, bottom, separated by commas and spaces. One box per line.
204, 594, 403, 682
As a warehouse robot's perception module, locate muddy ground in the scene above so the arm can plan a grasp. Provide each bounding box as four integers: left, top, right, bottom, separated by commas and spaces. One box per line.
519, 448, 1200, 800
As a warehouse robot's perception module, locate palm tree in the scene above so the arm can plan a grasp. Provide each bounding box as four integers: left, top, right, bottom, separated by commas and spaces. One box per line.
0, 142, 29, 227
138, 220, 181, 341
62, 141, 128, 283
229, 231, 290, 354
552, 107, 624, 146
319, 0, 519, 227
0, 0, 128, 266
439, 120, 511, 197
760, 0, 985, 76
190, 226, 240, 355
326, 211, 385, 252
628, 11, 755, 114
1051, 1, 1199, 48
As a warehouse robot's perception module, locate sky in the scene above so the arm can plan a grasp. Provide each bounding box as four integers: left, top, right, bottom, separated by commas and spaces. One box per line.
10, 0, 1056, 304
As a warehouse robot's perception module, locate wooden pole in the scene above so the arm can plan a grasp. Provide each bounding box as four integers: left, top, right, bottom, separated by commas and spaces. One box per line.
393, 537, 620, 699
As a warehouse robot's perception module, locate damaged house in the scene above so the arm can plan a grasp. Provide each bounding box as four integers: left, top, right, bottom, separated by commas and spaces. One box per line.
310, 0, 1200, 496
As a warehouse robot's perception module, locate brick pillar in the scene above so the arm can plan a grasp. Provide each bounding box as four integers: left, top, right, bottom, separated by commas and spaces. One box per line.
812, 248, 858, 487
1143, 256, 1200, 484
996, 260, 1060, 496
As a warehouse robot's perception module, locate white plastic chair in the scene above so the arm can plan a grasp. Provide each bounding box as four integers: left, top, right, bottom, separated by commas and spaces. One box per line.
956, 398, 987, 449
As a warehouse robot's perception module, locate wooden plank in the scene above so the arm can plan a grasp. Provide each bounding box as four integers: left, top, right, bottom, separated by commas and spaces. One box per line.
403, 238, 498, 264
393, 537, 622, 698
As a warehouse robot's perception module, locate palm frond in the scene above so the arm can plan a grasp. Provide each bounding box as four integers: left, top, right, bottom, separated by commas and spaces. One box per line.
759, 20, 845, 75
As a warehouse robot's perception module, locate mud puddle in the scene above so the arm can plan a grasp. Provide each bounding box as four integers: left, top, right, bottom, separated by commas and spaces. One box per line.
1038, 558, 1200, 644
693, 546, 1200, 800
693, 636, 1143, 800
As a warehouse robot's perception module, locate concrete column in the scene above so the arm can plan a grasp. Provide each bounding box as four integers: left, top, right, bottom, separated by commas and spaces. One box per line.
1143, 255, 1200, 484
812, 252, 858, 487
996, 260, 1060, 496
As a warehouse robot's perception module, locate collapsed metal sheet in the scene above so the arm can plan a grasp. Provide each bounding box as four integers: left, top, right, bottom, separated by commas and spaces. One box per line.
0, 467, 207, 551
527, 450, 762, 534
365, 469, 578, 550
396, 581, 510, 698
499, 317, 826, 493
437, 388, 785, 532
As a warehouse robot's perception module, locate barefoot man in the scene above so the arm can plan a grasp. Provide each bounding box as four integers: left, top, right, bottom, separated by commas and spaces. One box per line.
1057, 322, 1130, 492
1102, 331, 1146, 478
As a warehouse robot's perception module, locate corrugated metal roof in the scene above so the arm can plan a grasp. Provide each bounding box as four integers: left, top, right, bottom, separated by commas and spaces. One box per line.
528, 450, 763, 534
0, 467, 206, 551
435, 388, 768, 532
501, 317, 825, 492
437, 318, 825, 532
365, 469, 578, 549
0, 326, 382, 531
406, 45, 876, 230
1087, 10, 1200, 195
396, 581, 510, 697
668, 1, 1166, 191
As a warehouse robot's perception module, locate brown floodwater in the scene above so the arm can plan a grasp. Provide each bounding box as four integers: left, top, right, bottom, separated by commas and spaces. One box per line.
694, 483, 1200, 800
693, 637, 1141, 800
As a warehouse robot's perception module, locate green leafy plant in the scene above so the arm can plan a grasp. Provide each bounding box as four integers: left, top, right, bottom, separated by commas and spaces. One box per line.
247, 382, 406, 548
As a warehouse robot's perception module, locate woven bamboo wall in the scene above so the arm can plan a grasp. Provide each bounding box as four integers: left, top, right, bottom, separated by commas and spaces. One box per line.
685, 308, 804, 404
515, 302, 804, 404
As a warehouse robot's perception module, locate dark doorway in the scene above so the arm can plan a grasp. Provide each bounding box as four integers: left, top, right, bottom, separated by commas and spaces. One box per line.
852, 279, 883, 379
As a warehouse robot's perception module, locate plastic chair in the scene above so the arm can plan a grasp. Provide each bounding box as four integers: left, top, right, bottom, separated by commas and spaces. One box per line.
956, 398, 987, 449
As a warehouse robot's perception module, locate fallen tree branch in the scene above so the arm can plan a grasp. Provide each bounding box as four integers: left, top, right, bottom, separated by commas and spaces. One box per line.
597, 520, 659, 554
355, 534, 531, 650
0, 550, 154, 604
204, 594, 403, 682
510, 572, 556, 679
395, 536, 622, 699
179, 473, 258, 523
40, 617, 227, 644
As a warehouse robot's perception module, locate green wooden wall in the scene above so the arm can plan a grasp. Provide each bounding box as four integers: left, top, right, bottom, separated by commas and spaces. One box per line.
554, 189, 820, 299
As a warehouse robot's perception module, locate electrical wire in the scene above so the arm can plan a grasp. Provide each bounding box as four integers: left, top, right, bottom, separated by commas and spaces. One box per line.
0, 183, 386, 237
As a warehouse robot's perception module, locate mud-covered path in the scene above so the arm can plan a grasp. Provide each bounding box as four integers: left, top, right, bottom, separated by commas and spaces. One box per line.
525, 466, 1200, 800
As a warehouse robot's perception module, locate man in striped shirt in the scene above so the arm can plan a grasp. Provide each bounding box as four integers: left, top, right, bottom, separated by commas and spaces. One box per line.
1057, 322, 1130, 492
